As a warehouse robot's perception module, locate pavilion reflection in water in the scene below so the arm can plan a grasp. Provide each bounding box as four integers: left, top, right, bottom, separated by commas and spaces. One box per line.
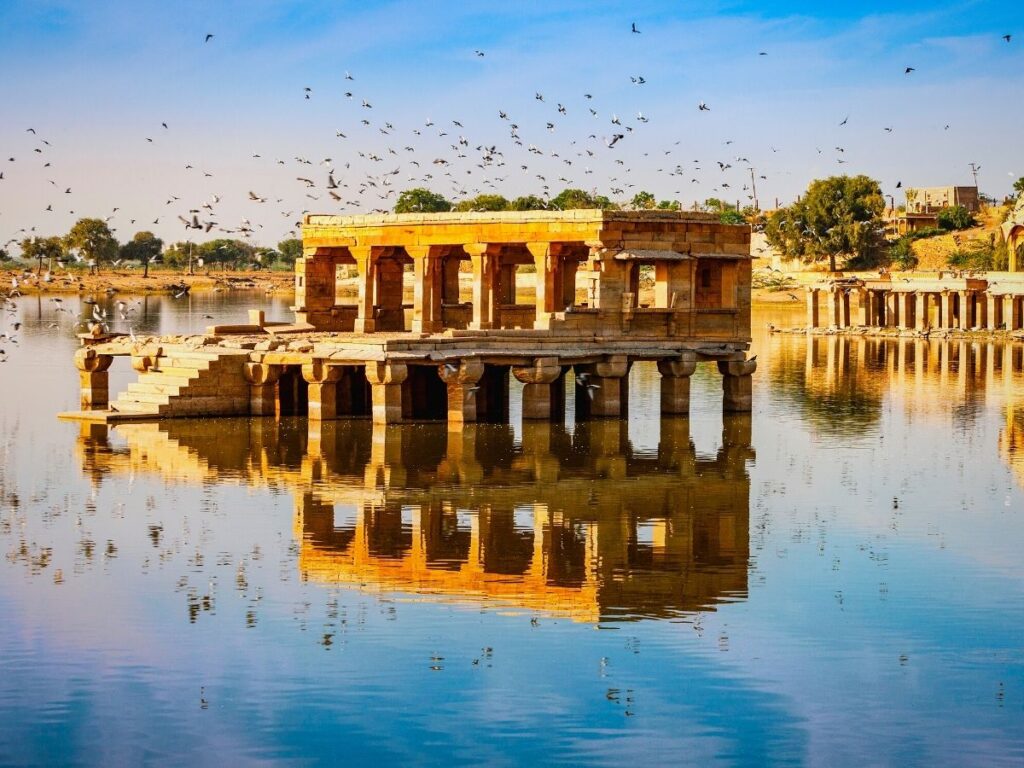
785, 335, 1024, 484
75, 415, 754, 622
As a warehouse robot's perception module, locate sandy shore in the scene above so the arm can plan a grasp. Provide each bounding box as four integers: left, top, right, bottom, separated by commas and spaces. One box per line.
1, 267, 295, 296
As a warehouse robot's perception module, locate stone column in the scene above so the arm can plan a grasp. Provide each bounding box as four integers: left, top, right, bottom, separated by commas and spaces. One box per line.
1010, 297, 1024, 331
587, 356, 630, 418
885, 292, 898, 327
526, 242, 563, 328
941, 291, 956, 329
1004, 296, 1017, 331
806, 288, 820, 328
826, 288, 841, 327
657, 351, 697, 416
302, 360, 342, 421
365, 361, 408, 424
351, 245, 376, 333
840, 290, 851, 328
915, 292, 929, 331
74, 348, 113, 410
512, 357, 563, 420
438, 358, 485, 424
901, 293, 915, 330
857, 289, 871, 327
987, 293, 1001, 330
465, 243, 498, 330
243, 362, 282, 417
958, 291, 973, 330
408, 245, 444, 334
718, 358, 757, 412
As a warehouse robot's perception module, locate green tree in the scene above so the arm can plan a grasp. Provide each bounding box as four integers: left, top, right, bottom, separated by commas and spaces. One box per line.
936, 205, 976, 231
0, 247, 9, 262
197, 239, 256, 269
719, 209, 746, 225
1014, 177, 1024, 199
631, 191, 656, 209
119, 231, 163, 277
509, 195, 548, 211
549, 188, 596, 210
453, 194, 510, 212
65, 218, 119, 273
20, 236, 65, 274
657, 199, 681, 211
394, 188, 451, 213
276, 238, 303, 266
765, 175, 885, 272
703, 198, 736, 213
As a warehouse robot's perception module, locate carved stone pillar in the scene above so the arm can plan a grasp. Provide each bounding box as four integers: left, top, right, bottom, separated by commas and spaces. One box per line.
806, 288, 820, 328
243, 362, 283, 417
885, 292, 898, 327
302, 361, 343, 421
438, 358, 485, 424
857, 289, 871, 327
408, 245, 444, 334
580, 355, 630, 418
351, 245, 376, 333
987, 293, 1000, 330
465, 243, 499, 330
512, 357, 563, 420
718, 358, 757, 412
526, 242, 563, 327
365, 361, 408, 424
941, 291, 956, 329
74, 348, 113, 410
915, 292, 929, 331
958, 291, 972, 330
657, 351, 697, 415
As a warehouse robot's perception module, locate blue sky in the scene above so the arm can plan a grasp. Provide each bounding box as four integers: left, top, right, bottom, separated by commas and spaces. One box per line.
1, 0, 1022, 249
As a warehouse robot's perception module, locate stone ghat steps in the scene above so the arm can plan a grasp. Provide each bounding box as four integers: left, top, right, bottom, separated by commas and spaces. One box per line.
110, 350, 250, 417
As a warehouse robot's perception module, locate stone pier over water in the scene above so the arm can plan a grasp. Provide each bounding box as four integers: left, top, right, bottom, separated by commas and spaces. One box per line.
62, 210, 756, 426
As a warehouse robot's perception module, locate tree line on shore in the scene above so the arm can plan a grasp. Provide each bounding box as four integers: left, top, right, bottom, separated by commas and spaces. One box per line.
0, 217, 302, 275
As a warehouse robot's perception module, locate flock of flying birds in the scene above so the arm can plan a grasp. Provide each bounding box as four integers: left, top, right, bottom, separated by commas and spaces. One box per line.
0, 23, 1017, 259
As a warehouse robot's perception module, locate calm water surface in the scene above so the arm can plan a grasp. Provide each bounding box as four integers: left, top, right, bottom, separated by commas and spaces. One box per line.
0, 292, 1022, 766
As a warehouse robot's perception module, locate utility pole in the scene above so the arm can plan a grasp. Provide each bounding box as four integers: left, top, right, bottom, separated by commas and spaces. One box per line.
188, 241, 194, 276
969, 162, 981, 188
748, 167, 759, 212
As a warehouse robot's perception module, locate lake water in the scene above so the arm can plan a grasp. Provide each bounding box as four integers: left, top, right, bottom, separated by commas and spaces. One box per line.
0, 291, 1022, 766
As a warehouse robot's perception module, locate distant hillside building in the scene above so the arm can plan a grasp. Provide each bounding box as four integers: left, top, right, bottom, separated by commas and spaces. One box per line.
905, 186, 980, 214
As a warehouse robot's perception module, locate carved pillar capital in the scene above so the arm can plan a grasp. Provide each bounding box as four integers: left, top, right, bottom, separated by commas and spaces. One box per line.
365, 361, 408, 386
438, 358, 485, 384
302, 360, 342, 384
243, 362, 283, 386
512, 357, 562, 385
74, 347, 113, 373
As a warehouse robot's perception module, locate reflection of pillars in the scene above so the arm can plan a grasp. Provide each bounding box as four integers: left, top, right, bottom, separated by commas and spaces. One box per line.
806, 288, 820, 328
408, 246, 443, 333
244, 362, 282, 416
939, 342, 950, 388
512, 357, 564, 420
520, 422, 561, 483
302, 361, 342, 421
722, 413, 754, 453
658, 416, 696, 475
444, 425, 484, 485
74, 348, 113, 410
367, 423, 407, 489
305, 419, 338, 483
585, 419, 629, 479
915, 292, 929, 331
466, 243, 498, 330
657, 351, 697, 415
438, 358, 485, 423
365, 361, 408, 424
957, 341, 969, 397
718, 359, 757, 412
351, 246, 376, 333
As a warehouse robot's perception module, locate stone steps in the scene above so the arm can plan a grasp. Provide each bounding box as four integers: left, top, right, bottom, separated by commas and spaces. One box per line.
110, 350, 250, 418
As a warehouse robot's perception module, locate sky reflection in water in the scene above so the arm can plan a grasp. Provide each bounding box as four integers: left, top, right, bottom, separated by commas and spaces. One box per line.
0, 293, 1022, 766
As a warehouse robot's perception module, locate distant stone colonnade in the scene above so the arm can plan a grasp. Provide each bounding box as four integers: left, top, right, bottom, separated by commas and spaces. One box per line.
807, 275, 1024, 332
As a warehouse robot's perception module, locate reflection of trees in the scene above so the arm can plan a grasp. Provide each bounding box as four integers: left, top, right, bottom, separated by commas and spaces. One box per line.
1000, 404, 1024, 489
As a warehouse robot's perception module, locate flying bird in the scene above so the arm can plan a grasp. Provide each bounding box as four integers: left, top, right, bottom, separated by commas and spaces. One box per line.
631, 22, 640, 34
205, 33, 214, 43
904, 67, 915, 74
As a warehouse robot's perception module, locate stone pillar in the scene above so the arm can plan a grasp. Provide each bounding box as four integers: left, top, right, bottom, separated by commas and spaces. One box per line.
718, 358, 757, 412
74, 348, 113, 410
840, 290, 851, 328
806, 288, 820, 328
351, 246, 376, 333
1009, 297, 1024, 331
512, 357, 563, 420
526, 242, 563, 327
915, 292, 929, 331
243, 362, 283, 417
365, 361, 408, 424
588, 356, 630, 418
857, 289, 871, 327
408, 245, 444, 334
958, 291, 973, 330
941, 291, 956, 329
826, 289, 840, 327
901, 293, 915, 330
885, 292, 898, 328
657, 351, 697, 415
438, 358, 485, 424
465, 243, 498, 330
302, 361, 342, 421
987, 293, 1001, 330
